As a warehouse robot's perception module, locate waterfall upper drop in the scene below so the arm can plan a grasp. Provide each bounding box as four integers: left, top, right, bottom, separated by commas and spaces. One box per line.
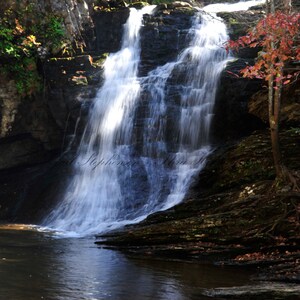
44, 1, 261, 236
140, 11, 230, 212
203, 0, 266, 13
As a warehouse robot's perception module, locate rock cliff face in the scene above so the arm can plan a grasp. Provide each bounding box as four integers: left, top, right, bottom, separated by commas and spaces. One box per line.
0, 0, 97, 220
0, 74, 61, 169
140, 5, 195, 74
41, 3, 198, 151
0, 0, 97, 172
0, 1, 266, 168
212, 60, 266, 141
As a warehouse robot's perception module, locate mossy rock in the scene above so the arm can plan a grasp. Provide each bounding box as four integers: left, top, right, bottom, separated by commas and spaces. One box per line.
217, 10, 265, 40
92, 53, 109, 67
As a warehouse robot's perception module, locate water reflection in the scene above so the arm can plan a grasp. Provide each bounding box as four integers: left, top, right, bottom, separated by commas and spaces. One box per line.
1, 226, 296, 300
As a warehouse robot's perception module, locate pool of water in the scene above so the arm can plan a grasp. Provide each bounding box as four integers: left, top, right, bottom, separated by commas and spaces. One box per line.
0, 225, 298, 300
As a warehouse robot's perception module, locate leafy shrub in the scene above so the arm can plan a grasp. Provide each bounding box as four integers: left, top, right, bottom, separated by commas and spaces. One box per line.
0, 5, 68, 96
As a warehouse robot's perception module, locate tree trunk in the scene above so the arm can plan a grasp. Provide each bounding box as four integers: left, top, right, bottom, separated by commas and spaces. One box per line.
268, 0, 284, 179
266, 0, 270, 13
269, 70, 299, 191
283, 0, 292, 12
270, 0, 275, 12
269, 74, 283, 178
264, 0, 298, 188
267, 1, 281, 178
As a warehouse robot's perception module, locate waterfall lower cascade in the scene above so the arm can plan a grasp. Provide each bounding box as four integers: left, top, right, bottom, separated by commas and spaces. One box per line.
44, 1, 265, 236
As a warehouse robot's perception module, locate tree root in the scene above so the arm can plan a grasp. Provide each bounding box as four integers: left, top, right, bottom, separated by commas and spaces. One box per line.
280, 166, 300, 192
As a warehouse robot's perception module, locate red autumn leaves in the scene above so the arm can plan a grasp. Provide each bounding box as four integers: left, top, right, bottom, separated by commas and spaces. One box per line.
226, 11, 300, 85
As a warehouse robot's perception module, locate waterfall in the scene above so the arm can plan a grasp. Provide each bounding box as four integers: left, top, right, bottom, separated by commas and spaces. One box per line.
204, 0, 266, 13
44, 1, 264, 236
139, 11, 230, 213
44, 6, 156, 235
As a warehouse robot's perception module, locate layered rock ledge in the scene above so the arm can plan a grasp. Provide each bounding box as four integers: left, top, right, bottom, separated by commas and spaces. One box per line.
97, 128, 300, 284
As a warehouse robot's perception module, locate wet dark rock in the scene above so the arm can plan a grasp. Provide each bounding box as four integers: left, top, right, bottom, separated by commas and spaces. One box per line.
212, 59, 266, 142
196, 129, 300, 193
217, 8, 265, 41
0, 135, 53, 171
94, 9, 130, 53
43, 55, 105, 137
210, 6, 269, 142
140, 7, 196, 75
129, 2, 149, 9
0, 155, 73, 222
203, 283, 300, 300
217, 8, 265, 60
0, 75, 62, 170
248, 82, 300, 128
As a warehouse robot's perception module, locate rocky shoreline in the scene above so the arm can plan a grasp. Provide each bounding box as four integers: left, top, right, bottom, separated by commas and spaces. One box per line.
96, 128, 300, 285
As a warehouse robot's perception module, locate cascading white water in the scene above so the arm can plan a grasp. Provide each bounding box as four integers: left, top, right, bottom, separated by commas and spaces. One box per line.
139, 12, 230, 213
45, 1, 265, 236
160, 0, 266, 209
204, 0, 266, 13
44, 6, 156, 235
163, 12, 230, 209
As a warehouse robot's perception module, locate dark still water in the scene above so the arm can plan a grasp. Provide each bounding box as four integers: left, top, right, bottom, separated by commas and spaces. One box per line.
0, 225, 298, 300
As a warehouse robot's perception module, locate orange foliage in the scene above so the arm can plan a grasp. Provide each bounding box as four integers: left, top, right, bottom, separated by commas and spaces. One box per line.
226, 11, 300, 84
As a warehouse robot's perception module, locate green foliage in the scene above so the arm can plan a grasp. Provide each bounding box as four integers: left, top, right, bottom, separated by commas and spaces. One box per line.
228, 17, 238, 25
5, 57, 41, 95
29, 15, 66, 52
287, 127, 300, 136
0, 5, 68, 96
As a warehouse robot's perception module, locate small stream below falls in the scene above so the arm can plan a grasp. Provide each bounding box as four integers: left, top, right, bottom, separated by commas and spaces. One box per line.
1, 226, 299, 300
2, 227, 248, 300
